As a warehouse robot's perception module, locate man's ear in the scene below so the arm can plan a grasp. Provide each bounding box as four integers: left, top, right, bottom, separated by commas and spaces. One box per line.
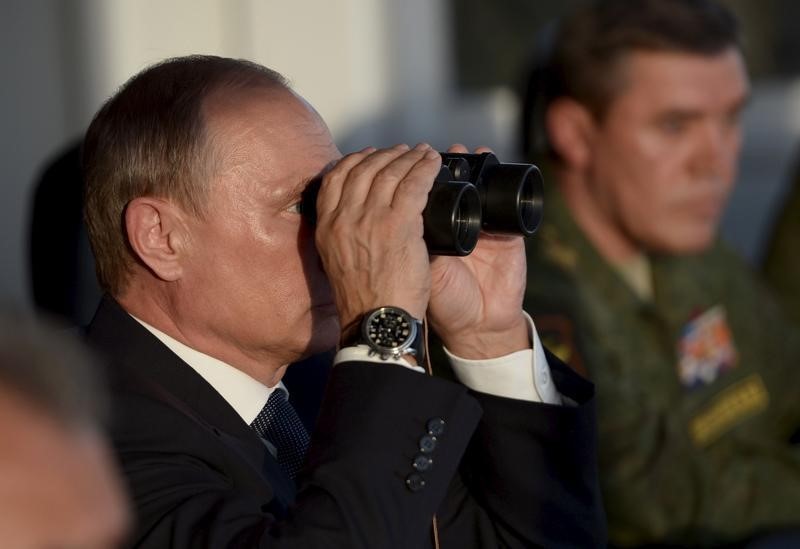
124, 197, 188, 282
546, 98, 597, 170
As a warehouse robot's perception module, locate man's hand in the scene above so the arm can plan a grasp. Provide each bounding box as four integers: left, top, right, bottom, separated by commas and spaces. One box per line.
314, 144, 441, 339
428, 145, 530, 359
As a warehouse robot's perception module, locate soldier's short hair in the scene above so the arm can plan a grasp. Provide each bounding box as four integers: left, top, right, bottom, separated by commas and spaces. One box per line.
521, 0, 741, 160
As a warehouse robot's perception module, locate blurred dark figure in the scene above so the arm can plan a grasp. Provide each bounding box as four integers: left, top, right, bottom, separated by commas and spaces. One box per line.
29, 140, 101, 325
0, 311, 130, 548
520, 0, 800, 546
762, 162, 800, 325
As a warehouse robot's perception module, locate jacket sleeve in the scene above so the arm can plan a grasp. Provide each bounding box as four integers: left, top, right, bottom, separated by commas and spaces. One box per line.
436, 354, 607, 549
113, 362, 482, 548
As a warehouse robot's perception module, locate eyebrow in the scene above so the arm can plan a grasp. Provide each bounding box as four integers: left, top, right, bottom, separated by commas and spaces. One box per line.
659, 109, 701, 119
294, 159, 339, 194
657, 93, 751, 121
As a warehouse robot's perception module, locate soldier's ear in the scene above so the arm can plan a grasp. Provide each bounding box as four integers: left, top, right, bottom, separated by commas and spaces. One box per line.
124, 197, 189, 282
546, 98, 596, 170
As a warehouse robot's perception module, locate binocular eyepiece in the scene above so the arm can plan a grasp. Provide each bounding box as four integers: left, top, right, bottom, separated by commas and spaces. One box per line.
302, 152, 544, 256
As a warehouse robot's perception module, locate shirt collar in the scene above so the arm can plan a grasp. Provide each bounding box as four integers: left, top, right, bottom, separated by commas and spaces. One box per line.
129, 314, 284, 425
612, 253, 654, 302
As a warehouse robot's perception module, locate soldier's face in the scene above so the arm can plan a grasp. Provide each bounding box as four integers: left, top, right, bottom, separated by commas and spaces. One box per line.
584, 48, 749, 254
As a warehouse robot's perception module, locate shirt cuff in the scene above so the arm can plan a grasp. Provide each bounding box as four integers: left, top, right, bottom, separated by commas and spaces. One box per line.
444, 312, 562, 404
333, 344, 426, 373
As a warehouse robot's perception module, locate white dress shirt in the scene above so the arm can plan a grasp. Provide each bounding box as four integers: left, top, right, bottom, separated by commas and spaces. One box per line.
335, 312, 561, 404
131, 316, 279, 425
132, 310, 562, 429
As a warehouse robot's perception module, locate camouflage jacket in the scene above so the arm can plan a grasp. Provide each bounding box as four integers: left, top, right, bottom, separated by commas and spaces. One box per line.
763, 174, 800, 326
524, 187, 800, 547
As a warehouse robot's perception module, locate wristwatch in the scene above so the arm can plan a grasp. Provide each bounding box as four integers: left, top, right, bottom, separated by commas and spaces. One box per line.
360, 306, 425, 363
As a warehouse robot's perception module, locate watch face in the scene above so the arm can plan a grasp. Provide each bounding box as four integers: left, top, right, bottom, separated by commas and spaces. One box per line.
364, 307, 416, 353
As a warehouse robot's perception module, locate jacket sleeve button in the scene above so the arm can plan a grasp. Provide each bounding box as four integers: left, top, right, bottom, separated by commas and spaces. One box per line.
419, 434, 437, 454
405, 473, 427, 492
426, 417, 446, 436
412, 454, 434, 472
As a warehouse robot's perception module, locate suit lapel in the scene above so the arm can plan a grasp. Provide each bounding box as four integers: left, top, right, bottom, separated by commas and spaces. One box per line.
86, 295, 297, 510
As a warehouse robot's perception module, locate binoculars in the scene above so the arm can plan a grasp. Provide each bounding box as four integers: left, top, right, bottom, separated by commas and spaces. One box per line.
302, 152, 544, 256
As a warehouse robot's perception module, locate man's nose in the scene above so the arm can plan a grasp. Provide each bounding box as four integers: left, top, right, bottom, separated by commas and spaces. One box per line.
691, 120, 739, 181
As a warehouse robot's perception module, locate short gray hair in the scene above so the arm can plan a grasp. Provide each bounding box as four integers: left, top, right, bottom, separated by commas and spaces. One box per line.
83, 55, 291, 296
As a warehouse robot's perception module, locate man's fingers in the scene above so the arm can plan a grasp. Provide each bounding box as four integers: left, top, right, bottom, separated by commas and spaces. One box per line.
445, 144, 494, 155
337, 145, 413, 208
391, 148, 442, 215
319, 143, 489, 230
364, 144, 436, 209
446, 143, 469, 154
316, 147, 374, 219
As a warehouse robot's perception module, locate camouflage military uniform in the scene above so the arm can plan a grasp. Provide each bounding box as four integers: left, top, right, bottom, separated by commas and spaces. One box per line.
524, 187, 800, 547
763, 174, 800, 326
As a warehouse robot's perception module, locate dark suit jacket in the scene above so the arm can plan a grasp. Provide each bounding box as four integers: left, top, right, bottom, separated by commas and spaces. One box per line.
86, 296, 606, 548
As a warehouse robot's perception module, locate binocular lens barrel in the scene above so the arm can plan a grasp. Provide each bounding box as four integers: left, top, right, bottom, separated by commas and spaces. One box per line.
479, 162, 544, 236
423, 167, 482, 256
519, 167, 545, 235
301, 151, 544, 257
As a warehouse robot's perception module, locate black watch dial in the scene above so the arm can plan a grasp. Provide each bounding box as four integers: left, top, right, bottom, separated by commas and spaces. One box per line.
363, 307, 417, 356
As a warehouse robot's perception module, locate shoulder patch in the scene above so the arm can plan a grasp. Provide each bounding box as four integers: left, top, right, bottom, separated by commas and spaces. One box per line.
676, 305, 738, 389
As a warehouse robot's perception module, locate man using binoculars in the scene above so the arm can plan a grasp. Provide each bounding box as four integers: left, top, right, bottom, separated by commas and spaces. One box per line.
82, 55, 605, 547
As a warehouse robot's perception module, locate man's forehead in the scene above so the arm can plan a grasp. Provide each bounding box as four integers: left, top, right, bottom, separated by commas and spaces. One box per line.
203, 85, 315, 137
203, 86, 338, 183
615, 48, 749, 108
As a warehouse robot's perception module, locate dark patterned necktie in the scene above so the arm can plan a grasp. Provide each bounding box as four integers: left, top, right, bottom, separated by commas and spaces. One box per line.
250, 387, 310, 480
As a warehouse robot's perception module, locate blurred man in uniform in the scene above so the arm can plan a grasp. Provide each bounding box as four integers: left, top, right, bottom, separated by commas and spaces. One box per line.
521, 0, 800, 546
0, 313, 130, 548
763, 166, 800, 325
